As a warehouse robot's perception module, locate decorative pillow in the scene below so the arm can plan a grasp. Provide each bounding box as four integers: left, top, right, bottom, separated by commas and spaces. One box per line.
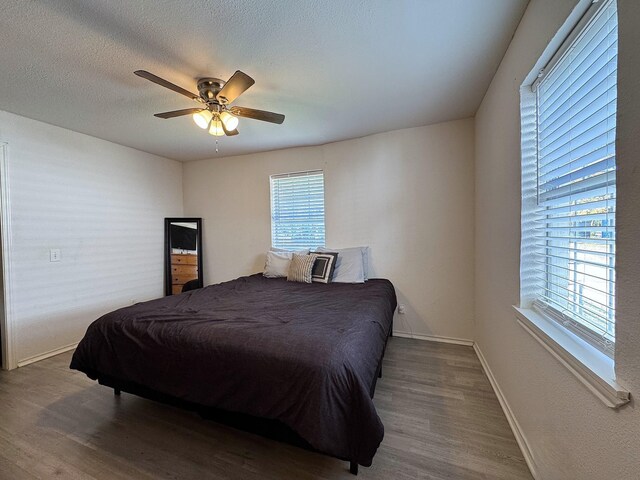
263, 251, 294, 278
287, 254, 317, 283
311, 252, 338, 284
316, 247, 365, 283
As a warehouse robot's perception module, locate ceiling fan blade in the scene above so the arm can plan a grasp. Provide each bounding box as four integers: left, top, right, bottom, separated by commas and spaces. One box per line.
230, 106, 285, 124
154, 108, 204, 119
216, 71, 255, 104
134, 70, 201, 101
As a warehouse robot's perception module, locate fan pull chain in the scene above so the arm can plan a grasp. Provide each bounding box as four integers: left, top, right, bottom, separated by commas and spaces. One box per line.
215, 139, 219, 153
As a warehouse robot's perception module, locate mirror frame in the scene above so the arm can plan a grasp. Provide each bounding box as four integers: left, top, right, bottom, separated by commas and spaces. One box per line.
164, 217, 203, 296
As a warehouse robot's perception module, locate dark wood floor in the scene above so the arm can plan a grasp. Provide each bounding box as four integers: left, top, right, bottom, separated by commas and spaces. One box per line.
0, 338, 532, 479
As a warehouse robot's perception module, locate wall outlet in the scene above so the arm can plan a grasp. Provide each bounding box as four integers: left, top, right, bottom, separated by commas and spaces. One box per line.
397, 304, 406, 314
49, 248, 61, 262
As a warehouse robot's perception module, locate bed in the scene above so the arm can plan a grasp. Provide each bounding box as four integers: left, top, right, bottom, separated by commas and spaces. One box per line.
70, 274, 396, 474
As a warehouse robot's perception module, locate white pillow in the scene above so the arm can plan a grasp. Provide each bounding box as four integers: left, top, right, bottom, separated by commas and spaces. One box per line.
317, 246, 369, 279
263, 251, 294, 278
316, 246, 367, 283
361, 246, 370, 280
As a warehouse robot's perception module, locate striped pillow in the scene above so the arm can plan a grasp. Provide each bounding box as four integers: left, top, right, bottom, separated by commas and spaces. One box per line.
287, 254, 317, 283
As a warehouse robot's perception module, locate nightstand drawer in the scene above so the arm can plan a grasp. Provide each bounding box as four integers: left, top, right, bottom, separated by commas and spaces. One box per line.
172, 285, 184, 295
172, 264, 197, 275
172, 274, 196, 285
171, 254, 198, 265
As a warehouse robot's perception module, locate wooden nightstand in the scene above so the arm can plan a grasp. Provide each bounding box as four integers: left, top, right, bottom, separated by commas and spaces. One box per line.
170, 254, 198, 294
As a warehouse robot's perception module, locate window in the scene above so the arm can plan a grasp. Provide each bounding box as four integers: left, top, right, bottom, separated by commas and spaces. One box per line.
521, 0, 617, 356
270, 170, 325, 250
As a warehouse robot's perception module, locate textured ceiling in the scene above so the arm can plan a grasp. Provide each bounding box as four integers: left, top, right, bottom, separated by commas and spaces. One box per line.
0, 0, 527, 161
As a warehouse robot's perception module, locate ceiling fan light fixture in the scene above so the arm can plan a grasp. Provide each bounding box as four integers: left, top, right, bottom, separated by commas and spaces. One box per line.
220, 111, 239, 131
135, 69, 285, 140
193, 110, 213, 129
208, 115, 225, 136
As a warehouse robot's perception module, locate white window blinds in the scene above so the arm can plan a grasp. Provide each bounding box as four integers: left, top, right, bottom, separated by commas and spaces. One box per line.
532, 0, 617, 355
270, 170, 325, 250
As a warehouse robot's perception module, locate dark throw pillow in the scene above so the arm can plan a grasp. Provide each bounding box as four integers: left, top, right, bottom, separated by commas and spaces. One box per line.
312, 252, 339, 284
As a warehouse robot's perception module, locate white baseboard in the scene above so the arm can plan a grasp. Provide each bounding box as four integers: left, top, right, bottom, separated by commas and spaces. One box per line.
473, 343, 538, 479
17, 342, 78, 368
393, 330, 474, 346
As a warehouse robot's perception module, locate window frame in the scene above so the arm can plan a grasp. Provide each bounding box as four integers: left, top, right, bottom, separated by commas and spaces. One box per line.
269, 170, 326, 251
522, 0, 618, 358
515, 0, 628, 408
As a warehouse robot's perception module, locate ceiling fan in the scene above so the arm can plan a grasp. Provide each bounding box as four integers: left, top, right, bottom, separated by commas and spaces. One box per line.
134, 70, 285, 137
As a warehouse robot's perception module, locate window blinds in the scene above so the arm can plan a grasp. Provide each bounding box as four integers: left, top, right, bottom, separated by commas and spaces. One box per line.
270, 170, 325, 250
534, 0, 617, 354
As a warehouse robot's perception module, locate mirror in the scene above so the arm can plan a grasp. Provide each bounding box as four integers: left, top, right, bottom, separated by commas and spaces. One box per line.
165, 218, 203, 295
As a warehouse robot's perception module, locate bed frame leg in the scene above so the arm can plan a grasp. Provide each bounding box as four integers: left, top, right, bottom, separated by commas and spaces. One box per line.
349, 461, 358, 475
114, 388, 121, 396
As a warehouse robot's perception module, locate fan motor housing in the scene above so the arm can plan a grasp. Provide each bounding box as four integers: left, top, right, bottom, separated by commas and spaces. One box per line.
197, 78, 226, 103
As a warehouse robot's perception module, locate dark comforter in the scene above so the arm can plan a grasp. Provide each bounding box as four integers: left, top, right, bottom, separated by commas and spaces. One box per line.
70, 274, 396, 466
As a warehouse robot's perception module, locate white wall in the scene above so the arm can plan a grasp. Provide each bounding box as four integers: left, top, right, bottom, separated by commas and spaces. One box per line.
0, 111, 183, 366
474, 1, 640, 479
183, 119, 475, 342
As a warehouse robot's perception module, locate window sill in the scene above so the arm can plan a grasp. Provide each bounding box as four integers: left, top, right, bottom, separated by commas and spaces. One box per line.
513, 306, 630, 409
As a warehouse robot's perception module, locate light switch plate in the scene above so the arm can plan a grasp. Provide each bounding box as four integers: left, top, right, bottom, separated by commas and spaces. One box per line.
50, 248, 61, 262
